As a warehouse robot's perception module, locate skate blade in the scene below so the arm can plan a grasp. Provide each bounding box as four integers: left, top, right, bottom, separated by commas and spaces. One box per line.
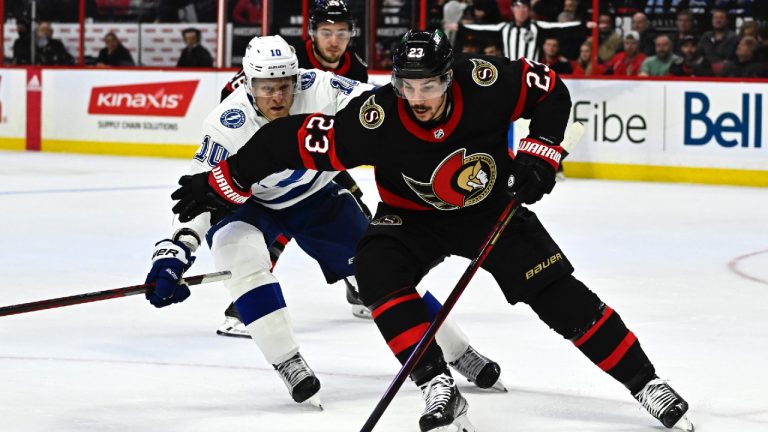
428, 414, 476, 432
304, 394, 323, 411
351, 305, 372, 320
672, 414, 694, 432
215, 329, 251, 339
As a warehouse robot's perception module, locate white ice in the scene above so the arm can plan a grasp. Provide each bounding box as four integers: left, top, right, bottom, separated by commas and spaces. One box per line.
1, 151, 767, 432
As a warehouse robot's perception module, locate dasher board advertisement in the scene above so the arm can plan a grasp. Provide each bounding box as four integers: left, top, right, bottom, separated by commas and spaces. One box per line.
0, 69, 28, 150
41, 69, 224, 156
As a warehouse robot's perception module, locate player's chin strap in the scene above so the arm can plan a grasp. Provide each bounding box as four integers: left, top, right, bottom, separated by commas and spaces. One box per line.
359, 122, 584, 432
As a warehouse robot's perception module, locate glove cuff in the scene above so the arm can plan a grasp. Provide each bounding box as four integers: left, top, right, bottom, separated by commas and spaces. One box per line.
152, 239, 193, 265
518, 138, 563, 170
208, 160, 252, 205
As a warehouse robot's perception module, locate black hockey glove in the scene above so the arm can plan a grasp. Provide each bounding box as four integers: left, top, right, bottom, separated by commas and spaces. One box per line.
508, 138, 563, 205
171, 160, 252, 223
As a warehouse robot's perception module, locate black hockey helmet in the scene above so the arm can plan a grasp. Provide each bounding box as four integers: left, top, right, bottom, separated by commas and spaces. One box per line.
391, 30, 454, 98
310, 0, 354, 31
392, 30, 453, 79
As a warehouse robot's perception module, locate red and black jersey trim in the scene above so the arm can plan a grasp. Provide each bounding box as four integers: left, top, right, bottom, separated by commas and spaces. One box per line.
305, 39, 352, 76
296, 114, 344, 171
396, 80, 464, 143
375, 169, 432, 211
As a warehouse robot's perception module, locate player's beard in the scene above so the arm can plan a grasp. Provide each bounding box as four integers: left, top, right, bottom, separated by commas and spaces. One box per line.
314, 44, 343, 65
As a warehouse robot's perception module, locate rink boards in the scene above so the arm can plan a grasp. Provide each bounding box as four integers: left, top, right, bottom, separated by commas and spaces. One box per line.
0, 68, 766, 186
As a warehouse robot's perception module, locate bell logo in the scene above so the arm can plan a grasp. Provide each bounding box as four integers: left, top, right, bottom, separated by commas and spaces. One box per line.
88, 80, 199, 117
684, 92, 763, 148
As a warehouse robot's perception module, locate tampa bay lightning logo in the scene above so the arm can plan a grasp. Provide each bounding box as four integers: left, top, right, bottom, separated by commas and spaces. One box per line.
330, 74, 359, 95
220, 109, 246, 129
300, 71, 317, 90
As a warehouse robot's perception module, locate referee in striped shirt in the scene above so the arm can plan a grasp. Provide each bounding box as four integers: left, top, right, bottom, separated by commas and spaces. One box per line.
455, 0, 587, 61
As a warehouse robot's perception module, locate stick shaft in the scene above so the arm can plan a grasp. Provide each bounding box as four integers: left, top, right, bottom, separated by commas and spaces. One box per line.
360, 200, 521, 432
359, 122, 584, 431
0, 271, 231, 317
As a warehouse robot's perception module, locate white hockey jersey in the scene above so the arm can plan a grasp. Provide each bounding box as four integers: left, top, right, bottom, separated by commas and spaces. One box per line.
171, 69, 374, 247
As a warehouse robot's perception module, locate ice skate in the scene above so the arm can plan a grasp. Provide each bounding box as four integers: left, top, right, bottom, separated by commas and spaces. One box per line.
345, 278, 371, 319
419, 374, 475, 432
634, 377, 694, 431
449, 345, 506, 392
274, 352, 322, 409
215, 303, 249, 338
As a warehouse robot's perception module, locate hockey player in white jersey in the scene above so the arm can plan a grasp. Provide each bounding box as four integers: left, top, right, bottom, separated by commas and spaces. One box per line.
144, 36, 506, 407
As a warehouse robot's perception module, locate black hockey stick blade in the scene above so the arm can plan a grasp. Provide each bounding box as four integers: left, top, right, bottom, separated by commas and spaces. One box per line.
0, 271, 231, 317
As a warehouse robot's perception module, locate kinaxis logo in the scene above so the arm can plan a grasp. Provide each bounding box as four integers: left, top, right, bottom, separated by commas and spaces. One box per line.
88, 80, 199, 117
684, 92, 763, 148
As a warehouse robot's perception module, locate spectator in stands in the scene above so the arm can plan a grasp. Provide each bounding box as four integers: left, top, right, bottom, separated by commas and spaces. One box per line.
631, 11, 657, 55
443, 0, 468, 43
562, 0, 583, 21
639, 34, 680, 76
597, 13, 622, 62
11, 20, 32, 65
177, 28, 214, 68
472, 0, 503, 24
35, 21, 74, 65
738, 21, 759, 39
718, 36, 762, 77
232, 0, 262, 25
96, 32, 135, 67
671, 9, 698, 54
698, 8, 738, 67
483, 42, 504, 57
605, 31, 647, 76
541, 37, 573, 74
669, 34, 714, 76
453, 0, 586, 62
756, 24, 768, 70
571, 40, 606, 75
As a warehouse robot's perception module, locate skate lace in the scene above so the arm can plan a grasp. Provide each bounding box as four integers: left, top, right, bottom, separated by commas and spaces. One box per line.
635, 379, 678, 420
449, 346, 488, 382
276, 355, 312, 388
421, 375, 455, 415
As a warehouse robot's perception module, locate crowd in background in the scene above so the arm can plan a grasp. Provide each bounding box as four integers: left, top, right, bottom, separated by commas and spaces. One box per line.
9, 19, 212, 67
437, 0, 767, 77
4, 0, 767, 77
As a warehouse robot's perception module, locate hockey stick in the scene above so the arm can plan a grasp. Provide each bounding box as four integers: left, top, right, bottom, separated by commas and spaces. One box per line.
360, 122, 584, 432
0, 271, 231, 317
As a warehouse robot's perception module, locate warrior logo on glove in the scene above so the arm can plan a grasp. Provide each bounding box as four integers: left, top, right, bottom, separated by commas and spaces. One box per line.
403, 148, 496, 211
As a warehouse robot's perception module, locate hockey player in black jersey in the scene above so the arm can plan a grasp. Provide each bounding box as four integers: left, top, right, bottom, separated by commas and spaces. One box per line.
220, 0, 367, 101
216, 0, 371, 336
171, 30, 694, 432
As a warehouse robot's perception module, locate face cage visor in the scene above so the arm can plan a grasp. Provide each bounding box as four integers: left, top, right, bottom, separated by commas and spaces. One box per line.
248, 76, 300, 99
391, 71, 452, 101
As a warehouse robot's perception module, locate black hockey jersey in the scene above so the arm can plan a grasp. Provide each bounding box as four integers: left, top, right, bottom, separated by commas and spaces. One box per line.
221, 39, 368, 101
228, 54, 571, 214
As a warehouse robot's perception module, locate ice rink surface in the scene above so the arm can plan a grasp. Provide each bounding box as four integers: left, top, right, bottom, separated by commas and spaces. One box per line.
1, 151, 767, 432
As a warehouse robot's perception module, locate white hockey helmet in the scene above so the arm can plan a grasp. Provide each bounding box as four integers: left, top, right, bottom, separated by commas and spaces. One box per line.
242, 35, 300, 98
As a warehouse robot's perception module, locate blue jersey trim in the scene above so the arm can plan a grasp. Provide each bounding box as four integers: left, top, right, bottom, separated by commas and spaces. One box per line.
252, 172, 321, 205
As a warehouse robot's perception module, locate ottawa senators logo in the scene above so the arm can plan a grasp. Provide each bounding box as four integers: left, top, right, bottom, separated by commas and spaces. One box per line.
359, 95, 385, 129
403, 149, 496, 211
470, 58, 498, 87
